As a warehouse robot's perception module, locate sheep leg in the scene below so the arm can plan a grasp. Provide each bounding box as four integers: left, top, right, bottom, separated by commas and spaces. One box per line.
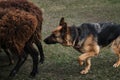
9, 51, 28, 77
29, 49, 38, 77
25, 44, 39, 77
4, 49, 14, 65
35, 39, 44, 64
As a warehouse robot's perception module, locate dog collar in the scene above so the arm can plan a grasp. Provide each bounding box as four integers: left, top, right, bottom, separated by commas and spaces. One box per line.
69, 26, 79, 46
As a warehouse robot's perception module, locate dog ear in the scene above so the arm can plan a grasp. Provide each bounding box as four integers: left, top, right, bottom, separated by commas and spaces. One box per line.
59, 17, 65, 26
59, 17, 68, 33
59, 17, 68, 28
61, 22, 68, 33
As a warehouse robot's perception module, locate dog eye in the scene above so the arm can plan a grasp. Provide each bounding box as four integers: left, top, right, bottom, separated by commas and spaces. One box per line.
52, 34, 56, 38
52, 34, 58, 38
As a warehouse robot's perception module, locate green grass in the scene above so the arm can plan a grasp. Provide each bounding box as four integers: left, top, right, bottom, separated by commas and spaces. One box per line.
1, 0, 120, 80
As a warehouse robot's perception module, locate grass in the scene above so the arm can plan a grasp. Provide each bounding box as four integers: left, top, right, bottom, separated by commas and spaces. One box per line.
0, 0, 120, 80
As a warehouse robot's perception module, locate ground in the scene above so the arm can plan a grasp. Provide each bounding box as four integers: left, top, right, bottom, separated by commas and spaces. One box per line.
0, 0, 120, 80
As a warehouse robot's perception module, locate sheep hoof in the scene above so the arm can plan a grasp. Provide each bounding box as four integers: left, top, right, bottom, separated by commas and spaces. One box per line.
29, 75, 35, 78
9, 70, 17, 77
29, 73, 36, 78
29, 71, 38, 78
39, 58, 44, 64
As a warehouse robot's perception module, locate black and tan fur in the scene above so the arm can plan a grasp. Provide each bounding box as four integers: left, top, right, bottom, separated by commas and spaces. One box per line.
44, 17, 120, 74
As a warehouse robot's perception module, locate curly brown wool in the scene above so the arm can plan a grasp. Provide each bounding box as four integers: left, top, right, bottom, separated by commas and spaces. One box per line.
0, 0, 43, 41
0, 9, 37, 54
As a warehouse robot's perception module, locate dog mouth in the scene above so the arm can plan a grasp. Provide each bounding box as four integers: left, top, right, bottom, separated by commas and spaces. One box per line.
61, 41, 73, 47
62, 44, 71, 47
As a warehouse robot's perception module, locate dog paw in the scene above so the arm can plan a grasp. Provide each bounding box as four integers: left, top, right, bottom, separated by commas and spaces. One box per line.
113, 63, 120, 68
80, 70, 88, 74
113, 61, 120, 68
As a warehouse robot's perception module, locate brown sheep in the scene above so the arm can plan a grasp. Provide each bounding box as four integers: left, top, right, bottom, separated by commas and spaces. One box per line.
0, 9, 38, 77
0, 0, 44, 64
0, 0, 44, 77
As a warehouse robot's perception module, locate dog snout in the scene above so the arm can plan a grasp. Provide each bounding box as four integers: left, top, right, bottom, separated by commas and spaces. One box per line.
44, 37, 49, 44
44, 36, 58, 44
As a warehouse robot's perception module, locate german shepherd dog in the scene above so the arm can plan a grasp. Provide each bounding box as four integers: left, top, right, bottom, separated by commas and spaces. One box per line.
44, 17, 120, 74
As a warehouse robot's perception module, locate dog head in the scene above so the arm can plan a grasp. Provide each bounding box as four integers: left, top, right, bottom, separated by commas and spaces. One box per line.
44, 17, 73, 46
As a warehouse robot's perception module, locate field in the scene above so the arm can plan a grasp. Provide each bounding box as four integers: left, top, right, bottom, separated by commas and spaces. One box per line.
0, 0, 120, 80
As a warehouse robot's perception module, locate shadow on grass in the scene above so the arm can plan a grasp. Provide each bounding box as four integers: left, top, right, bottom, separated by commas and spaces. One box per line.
0, 52, 120, 80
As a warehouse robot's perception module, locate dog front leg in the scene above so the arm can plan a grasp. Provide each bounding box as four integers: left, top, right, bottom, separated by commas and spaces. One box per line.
111, 38, 120, 68
80, 58, 91, 74
78, 51, 98, 74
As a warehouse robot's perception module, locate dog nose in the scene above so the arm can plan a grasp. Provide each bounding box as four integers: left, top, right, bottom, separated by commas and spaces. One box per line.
44, 37, 51, 44
44, 38, 47, 43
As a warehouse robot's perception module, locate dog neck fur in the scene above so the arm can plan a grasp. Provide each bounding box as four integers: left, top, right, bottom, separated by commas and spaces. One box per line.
69, 26, 79, 46
64, 26, 73, 46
